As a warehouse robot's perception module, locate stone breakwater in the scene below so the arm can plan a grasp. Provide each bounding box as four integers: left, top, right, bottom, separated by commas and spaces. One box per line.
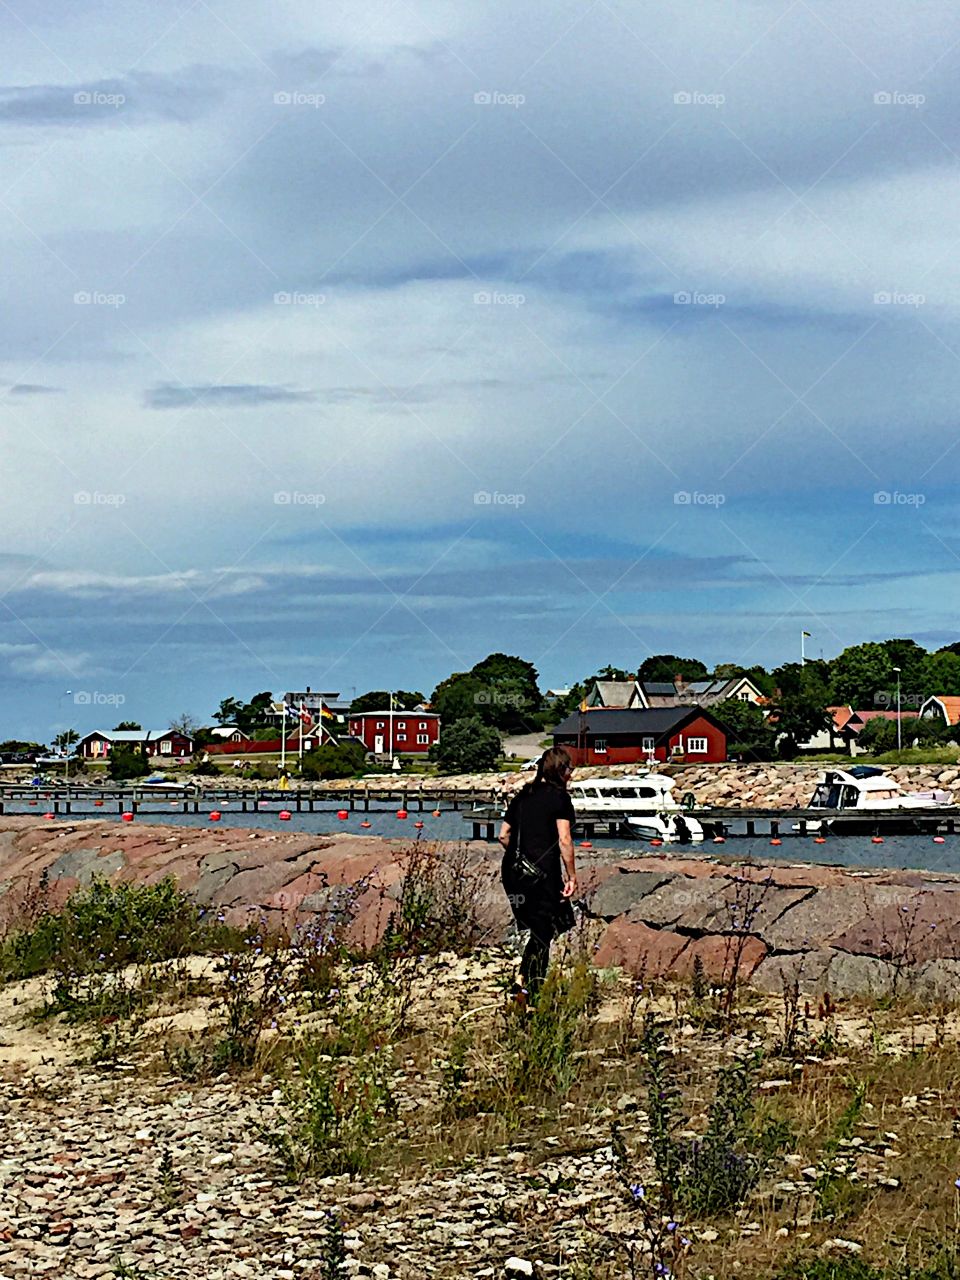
3, 818, 960, 999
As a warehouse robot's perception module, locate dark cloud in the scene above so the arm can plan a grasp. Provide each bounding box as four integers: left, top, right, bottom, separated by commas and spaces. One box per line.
145, 383, 316, 409
0, 68, 229, 127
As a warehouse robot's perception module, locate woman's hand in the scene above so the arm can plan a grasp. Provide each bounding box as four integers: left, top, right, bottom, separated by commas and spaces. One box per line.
562, 873, 578, 898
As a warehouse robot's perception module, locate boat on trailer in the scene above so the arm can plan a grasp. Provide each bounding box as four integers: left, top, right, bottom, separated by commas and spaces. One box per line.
568, 773, 704, 843
802, 765, 954, 833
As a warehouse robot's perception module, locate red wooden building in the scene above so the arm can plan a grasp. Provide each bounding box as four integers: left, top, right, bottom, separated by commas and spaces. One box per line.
551, 706, 727, 767
348, 710, 440, 755
78, 729, 194, 760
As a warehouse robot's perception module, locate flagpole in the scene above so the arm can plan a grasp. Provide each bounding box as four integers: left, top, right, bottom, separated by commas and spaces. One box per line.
298, 702, 305, 765
801, 630, 806, 667
280, 703, 287, 773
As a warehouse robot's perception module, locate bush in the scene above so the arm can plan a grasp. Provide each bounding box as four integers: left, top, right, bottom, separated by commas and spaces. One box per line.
109, 745, 150, 780
300, 742, 367, 780
430, 716, 501, 773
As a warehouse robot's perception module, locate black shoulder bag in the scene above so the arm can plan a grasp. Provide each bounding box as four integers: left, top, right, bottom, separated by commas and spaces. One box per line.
507, 792, 545, 886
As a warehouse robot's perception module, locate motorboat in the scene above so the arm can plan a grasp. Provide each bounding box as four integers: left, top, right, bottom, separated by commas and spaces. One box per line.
803, 766, 954, 833
568, 773, 704, 843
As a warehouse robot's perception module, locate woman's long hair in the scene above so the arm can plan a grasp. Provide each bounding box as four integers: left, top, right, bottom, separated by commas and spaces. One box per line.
535, 746, 572, 789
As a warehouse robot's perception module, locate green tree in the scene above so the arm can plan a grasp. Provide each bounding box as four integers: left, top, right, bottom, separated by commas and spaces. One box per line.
430, 716, 501, 774
53, 729, 80, 752
881, 638, 927, 698
772, 659, 832, 699
432, 653, 542, 732
349, 690, 423, 714
710, 699, 776, 760
829, 643, 893, 709
113, 720, 142, 731
919, 651, 960, 698
637, 654, 708, 684
213, 697, 244, 726
773, 667, 833, 756
300, 741, 367, 780
109, 744, 150, 780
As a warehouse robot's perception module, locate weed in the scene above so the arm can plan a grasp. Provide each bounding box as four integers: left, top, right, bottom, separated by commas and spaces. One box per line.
814, 1078, 869, 1222
381, 841, 499, 958
318, 1210, 347, 1280
156, 1148, 179, 1211
691, 953, 708, 1003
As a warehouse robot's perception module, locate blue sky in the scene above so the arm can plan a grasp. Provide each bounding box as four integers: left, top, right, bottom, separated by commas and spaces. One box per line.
3, 0, 960, 741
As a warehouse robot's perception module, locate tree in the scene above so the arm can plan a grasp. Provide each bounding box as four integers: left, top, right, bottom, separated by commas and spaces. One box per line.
349, 690, 423, 714
213, 697, 244, 726
772, 659, 832, 700
169, 713, 199, 735
113, 720, 142, 731
637, 655, 708, 684
710, 699, 776, 760
919, 651, 960, 698
772, 667, 834, 756
855, 717, 898, 754
431, 653, 543, 733
712, 663, 776, 697
829, 643, 893, 709
109, 744, 150, 780
430, 716, 501, 774
300, 741, 367, 780
53, 729, 80, 752
881, 638, 927, 698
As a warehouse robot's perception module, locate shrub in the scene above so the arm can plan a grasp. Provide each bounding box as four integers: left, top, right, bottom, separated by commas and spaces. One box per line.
300, 742, 367, 780
109, 745, 150, 780
380, 842, 499, 958
429, 716, 501, 773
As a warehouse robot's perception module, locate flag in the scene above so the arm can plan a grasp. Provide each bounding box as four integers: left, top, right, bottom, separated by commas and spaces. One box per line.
299, 703, 313, 727
802, 631, 812, 637
579, 697, 588, 713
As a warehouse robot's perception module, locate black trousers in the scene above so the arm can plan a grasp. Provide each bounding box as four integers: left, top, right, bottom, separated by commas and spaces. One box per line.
519, 915, 558, 997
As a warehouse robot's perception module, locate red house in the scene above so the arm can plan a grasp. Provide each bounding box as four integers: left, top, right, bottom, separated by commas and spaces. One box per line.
551, 707, 727, 767
79, 729, 194, 760
348, 710, 440, 756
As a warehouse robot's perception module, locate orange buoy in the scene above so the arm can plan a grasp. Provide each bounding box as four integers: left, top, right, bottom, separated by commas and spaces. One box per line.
814, 836, 827, 844
337, 809, 348, 820
94, 799, 103, 807
770, 837, 782, 846
713, 835, 725, 844
432, 809, 441, 818
279, 810, 291, 821
43, 812, 54, 820
579, 840, 592, 849
360, 820, 372, 828
122, 812, 134, 822
414, 820, 424, 829
397, 809, 408, 820
934, 835, 946, 844
872, 835, 884, 844
28, 799, 37, 806
209, 811, 221, 822
650, 838, 663, 847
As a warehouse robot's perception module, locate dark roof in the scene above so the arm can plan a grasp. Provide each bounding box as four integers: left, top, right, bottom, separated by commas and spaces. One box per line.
551, 706, 723, 737
640, 681, 676, 696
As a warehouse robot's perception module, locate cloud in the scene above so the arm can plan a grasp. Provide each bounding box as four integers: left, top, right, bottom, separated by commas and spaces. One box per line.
0, 68, 229, 127
0, 641, 88, 679
0, 381, 61, 395
144, 383, 317, 409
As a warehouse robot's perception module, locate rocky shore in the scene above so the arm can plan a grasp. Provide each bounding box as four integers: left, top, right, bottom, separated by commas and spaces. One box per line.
3, 819, 960, 1000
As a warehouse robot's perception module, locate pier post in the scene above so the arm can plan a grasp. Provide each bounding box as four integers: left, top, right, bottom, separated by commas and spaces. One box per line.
746, 819, 755, 836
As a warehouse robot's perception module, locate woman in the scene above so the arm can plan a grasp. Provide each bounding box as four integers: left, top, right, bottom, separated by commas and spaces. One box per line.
499, 746, 578, 1001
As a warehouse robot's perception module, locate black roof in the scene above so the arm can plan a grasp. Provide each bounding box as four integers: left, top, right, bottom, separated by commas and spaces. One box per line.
551, 706, 723, 737
640, 681, 677, 696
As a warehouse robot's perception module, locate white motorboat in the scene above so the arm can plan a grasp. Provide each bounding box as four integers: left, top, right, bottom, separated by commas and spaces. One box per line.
802, 766, 954, 833
568, 773, 704, 843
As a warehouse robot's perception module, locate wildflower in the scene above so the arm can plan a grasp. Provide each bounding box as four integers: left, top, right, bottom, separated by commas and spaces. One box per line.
630, 1183, 645, 1200
954, 1177, 960, 1189
666, 1221, 678, 1232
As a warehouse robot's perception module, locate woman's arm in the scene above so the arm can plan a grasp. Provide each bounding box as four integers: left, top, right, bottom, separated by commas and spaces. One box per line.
498, 821, 512, 851
556, 818, 578, 897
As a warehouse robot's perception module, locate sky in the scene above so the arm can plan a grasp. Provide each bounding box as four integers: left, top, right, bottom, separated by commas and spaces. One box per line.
3, 0, 960, 741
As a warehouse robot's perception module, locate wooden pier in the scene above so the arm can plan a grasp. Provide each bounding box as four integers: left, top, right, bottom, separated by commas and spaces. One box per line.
0, 783, 500, 818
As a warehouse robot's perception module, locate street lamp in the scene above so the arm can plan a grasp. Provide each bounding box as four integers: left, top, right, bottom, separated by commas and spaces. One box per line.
892, 667, 902, 754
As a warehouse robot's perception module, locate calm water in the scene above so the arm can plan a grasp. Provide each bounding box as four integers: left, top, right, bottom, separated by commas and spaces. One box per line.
11, 802, 960, 874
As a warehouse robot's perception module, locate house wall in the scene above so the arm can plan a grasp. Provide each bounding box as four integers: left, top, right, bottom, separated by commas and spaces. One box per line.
349, 715, 440, 753
556, 715, 727, 767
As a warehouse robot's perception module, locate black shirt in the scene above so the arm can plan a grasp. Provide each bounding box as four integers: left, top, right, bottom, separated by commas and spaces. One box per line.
505, 782, 575, 878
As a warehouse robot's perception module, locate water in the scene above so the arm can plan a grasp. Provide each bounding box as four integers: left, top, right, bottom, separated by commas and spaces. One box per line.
11, 803, 960, 874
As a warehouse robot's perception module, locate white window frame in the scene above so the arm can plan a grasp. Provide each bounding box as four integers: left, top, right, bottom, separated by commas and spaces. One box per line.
376, 720, 385, 729
686, 736, 709, 754
417, 733, 429, 744
160, 740, 172, 755
594, 737, 607, 753
641, 735, 655, 753
396, 732, 407, 742
419, 720, 428, 729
